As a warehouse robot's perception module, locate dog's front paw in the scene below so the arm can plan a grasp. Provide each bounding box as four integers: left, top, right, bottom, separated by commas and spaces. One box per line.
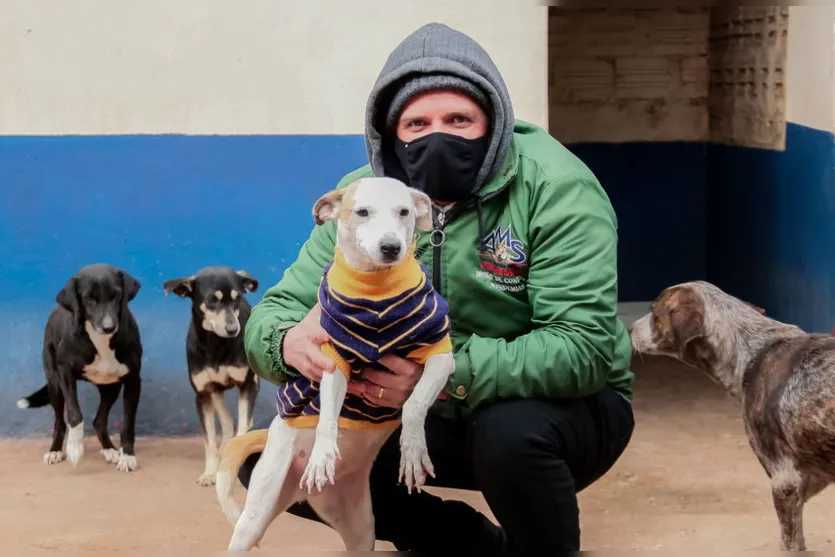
116, 448, 137, 473
43, 451, 66, 465
197, 473, 216, 487
100, 448, 120, 464
399, 433, 435, 494
299, 438, 340, 493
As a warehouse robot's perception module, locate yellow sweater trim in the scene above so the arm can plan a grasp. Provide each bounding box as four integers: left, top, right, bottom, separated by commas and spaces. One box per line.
283, 415, 402, 430
319, 342, 353, 380
327, 242, 425, 302
405, 334, 454, 365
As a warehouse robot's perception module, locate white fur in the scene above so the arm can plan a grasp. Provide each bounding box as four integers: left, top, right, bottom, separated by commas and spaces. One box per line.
66, 421, 84, 465
399, 352, 455, 492
226, 177, 454, 551
322, 177, 432, 272
82, 321, 129, 385
299, 370, 348, 493
17, 399, 29, 409
116, 448, 137, 472
43, 450, 65, 465
100, 448, 121, 464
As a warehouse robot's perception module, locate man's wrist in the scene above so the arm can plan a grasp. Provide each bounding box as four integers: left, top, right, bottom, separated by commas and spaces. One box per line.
270, 322, 301, 378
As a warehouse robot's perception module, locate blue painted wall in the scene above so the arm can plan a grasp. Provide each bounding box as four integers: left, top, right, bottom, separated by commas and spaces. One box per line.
706, 123, 835, 334
3, 126, 833, 436
0, 135, 368, 437
567, 142, 709, 301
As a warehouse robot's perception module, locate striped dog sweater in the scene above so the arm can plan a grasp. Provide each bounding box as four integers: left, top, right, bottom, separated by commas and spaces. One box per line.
276, 243, 453, 429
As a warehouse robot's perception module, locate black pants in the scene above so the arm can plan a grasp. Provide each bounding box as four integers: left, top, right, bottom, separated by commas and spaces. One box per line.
238, 386, 634, 554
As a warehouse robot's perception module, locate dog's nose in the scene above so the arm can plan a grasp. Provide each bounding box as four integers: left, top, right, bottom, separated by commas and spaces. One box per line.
380, 242, 401, 259
101, 324, 117, 334
225, 324, 240, 336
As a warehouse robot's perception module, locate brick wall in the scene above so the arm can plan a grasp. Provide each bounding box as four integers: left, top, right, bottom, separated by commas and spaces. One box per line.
549, 7, 710, 143
548, 6, 789, 149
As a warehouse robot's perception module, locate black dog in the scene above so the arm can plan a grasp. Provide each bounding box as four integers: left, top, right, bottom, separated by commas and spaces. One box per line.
163, 266, 260, 486
17, 263, 143, 472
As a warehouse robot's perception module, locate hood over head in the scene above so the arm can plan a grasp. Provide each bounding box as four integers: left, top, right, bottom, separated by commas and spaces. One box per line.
364, 23, 516, 196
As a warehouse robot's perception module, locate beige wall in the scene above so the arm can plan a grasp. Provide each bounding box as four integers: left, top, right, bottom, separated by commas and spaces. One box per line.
548, 7, 711, 144
0, 0, 547, 135
548, 6, 835, 146
785, 6, 835, 133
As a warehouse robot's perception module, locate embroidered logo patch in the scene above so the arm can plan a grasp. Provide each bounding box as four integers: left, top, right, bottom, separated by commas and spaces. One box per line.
476, 225, 528, 293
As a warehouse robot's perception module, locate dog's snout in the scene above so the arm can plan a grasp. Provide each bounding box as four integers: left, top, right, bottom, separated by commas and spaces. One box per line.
225, 323, 240, 336
380, 242, 401, 260
100, 315, 117, 334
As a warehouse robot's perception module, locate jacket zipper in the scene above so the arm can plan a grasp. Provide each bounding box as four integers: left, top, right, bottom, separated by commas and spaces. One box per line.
429, 188, 508, 296
431, 210, 447, 294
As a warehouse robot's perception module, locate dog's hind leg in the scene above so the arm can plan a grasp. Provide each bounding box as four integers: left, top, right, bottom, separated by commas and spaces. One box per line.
770, 459, 808, 551
44, 379, 66, 465
236, 374, 258, 437
93, 383, 122, 464
228, 415, 300, 551
197, 392, 220, 486
307, 468, 376, 551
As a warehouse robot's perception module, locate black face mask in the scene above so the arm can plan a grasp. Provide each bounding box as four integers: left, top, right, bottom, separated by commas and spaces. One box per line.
393, 132, 490, 203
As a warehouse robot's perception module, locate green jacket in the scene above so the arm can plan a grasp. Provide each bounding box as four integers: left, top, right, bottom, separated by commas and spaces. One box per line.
245, 120, 635, 421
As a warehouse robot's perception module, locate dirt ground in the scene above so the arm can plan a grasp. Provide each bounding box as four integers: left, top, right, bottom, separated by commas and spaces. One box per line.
3, 355, 835, 553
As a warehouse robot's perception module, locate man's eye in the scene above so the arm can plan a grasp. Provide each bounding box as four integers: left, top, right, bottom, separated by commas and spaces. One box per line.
356, 208, 369, 217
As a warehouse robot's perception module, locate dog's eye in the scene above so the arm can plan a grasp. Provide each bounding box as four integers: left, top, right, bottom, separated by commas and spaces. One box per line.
355, 208, 369, 217
399, 208, 409, 217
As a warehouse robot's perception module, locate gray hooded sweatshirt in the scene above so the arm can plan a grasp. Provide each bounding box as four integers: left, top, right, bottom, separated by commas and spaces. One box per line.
363, 22, 516, 195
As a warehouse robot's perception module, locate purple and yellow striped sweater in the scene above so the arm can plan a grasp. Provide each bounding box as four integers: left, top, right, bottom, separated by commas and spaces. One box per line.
276, 244, 453, 429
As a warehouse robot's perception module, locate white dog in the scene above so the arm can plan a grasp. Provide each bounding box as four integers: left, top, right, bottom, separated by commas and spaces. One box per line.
215, 177, 455, 551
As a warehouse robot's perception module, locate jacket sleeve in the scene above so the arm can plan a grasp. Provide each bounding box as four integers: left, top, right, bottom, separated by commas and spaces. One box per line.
452, 173, 621, 407
243, 220, 336, 384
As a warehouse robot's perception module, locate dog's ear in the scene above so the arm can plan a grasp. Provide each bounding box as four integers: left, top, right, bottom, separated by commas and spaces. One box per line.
409, 187, 433, 232
236, 270, 259, 293
163, 276, 195, 298
313, 189, 345, 226
120, 270, 141, 303
669, 302, 710, 364
56, 276, 82, 323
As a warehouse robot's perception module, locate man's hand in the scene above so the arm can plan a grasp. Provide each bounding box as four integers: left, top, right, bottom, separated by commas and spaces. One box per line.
346, 354, 425, 409
281, 304, 336, 383
348, 354, 447, 408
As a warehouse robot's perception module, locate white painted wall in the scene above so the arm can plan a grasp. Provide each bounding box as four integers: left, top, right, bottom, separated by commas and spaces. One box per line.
0, 0, 547, 135
785, 6, 835, 133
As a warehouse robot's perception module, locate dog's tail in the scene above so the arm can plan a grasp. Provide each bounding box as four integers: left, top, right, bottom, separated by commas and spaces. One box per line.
17, 385, 49, 409
216, 428, 269, 527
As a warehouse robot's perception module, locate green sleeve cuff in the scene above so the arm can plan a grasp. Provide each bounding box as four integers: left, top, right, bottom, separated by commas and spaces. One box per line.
264, 322, 302, 382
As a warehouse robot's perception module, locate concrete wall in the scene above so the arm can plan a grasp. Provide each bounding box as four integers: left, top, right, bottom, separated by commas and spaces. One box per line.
1, 1, 548, 436
549, 7, 711, 301
707, 6, 835, 334
551, 6, 835, 333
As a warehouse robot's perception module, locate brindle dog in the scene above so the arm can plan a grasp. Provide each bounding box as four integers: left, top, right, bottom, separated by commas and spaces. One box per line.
630, 280, 835, 552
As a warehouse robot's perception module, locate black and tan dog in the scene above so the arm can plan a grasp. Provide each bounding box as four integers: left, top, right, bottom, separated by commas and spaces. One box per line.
17, 263, 143, 472
630, 280, 834, 551
163, 266, 260, 486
